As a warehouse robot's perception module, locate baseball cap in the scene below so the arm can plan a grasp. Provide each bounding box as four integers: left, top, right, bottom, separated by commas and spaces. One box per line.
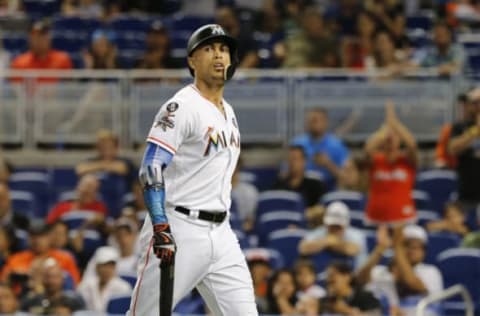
324, 201, 350, 227
28, 221, 51, 235
403, 224, 428, 244
94, 246, 119, 264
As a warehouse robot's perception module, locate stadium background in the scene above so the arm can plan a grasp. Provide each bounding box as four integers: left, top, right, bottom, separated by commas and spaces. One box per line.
0, 0, 480, 315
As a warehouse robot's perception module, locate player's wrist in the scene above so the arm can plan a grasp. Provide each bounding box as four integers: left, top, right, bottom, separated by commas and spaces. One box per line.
153, 223, 171, 233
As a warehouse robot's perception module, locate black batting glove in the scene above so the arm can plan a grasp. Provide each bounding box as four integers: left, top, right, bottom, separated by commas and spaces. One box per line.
153, 223, 176, 267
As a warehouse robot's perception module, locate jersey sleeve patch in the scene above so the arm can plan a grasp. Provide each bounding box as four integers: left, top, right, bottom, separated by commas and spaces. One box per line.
154, 102, 179, 132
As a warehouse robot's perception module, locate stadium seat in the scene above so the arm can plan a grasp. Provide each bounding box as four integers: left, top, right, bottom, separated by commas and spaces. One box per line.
109, 14, 150, 32
416, 169, 457, 214
266, 228, 306, 268
2, 33, 28, 55
173, 290, 206, 314
311, 250, 354, 275
119, 272, 137, 288
256, 210, 305, 245
105, 295, 132, 314
406, 13, 433, 31
76, 229, 106, 259
425, 232, 461, 265
51, 32, 88, 53
97, 173, 129, 218
241, 167, 278, 191
412, 189, 432, 210
253, 31, 285, 68
9, 171, 51, 218
10, 190, 36, 218
14, 229, 29, 250
321, 190, 366, 210
416, 209, 440, 227
436, 248, 480, 315
257, 190, 304, 218
22, 0, 61, 20
171, 14, 214, 32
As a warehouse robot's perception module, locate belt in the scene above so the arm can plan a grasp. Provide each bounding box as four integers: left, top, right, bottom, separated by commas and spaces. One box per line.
174, 206, 227, 223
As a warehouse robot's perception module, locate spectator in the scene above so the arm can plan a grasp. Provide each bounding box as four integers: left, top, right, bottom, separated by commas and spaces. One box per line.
10, 20, 73, 82
245, 249, 273, 313
435, 92, 471, 169
341, 11, 377, 69
61, 0, 104, 18
320, 261, 381, 315
0, 226, 14, 269
282, 7, 340, 68
265, 269, 297, 315
75, 129, 136, 187
364, 101, 418, 225
253, 5, 285, 68
357, 225, 443, 314
49, 221, 70, 251
46, 174, 108, 224
414, 20, 466, 76
293, 259, 326, 299
111, 217, 137, 275
83, 29, 117, 69
273, 146, 326, 207
291, 107, 349, 188
77, 246, 132, 312
337, 156, 368, 193
1, 221, 81, 286
299, 201, 368, 268
448, 87, 480, 206
427, 202, 469, 237
121, 181, 147, 225
215, 6, 259, 68
294, 295, 321, 316
325, 0, 362, 36
0, 157, 12, 183
370, 30, 407, 76
232, 157, 259, 232
390, 13, 411, 51
137, 21, 180, 69
0, 182, 29, 230
20, 259, 85, 315
0, 283, 20, 315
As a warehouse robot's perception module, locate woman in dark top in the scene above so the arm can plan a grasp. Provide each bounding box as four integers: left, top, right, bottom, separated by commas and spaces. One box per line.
265, 269, 298, 315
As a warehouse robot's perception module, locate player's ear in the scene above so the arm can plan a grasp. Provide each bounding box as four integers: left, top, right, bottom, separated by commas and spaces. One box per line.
187, 56, 195, 72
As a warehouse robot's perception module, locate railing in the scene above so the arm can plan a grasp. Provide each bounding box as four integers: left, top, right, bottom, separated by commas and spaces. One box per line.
0, 69, 473, 148
415, 284, 474, 316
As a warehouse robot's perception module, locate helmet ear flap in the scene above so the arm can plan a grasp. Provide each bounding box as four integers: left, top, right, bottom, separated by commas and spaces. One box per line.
224, 64, 235, 81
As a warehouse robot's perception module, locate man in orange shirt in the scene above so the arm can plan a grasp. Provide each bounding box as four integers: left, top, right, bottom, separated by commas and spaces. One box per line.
364, 100, 418, 225
1, 222, 80, 287
10, 19, 72, 82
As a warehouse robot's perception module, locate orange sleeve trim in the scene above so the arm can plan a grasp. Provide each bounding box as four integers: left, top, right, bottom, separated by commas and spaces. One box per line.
147, 137, 176, 154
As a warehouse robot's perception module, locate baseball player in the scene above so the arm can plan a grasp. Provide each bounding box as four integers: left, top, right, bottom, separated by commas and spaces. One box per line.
127, 24, 258, 316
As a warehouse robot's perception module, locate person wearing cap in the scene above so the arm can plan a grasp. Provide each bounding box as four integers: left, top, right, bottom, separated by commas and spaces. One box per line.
77, 246, 132, 313
10, 19, 73, 81
1, 221, 80, 286
299, 201, 368, 268
130, 24, 258, 315
356, 225, 443, 315
137, 21, 180, 69
449, 87, 480, 206
82, 29, 117, 69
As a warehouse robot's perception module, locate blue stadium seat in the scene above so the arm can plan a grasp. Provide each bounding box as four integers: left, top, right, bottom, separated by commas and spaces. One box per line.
109, 14, 150, 32
321, 190, 366, 210
119, 272, 137, 288
425, 232, 461, 265
106, 295, 132, 314
60, 210, 99, 229
22, 0, 61, 20
2, 33, 28, 55
416, 169, 457, 214
266, 228, 306, 268
97, 173, 129, 218
14, 229, 29, 250
69, 52, 85, 69
256, 210, 305, 245
412, 189, 432, 210
115, 32, 146, 50
51, 32, 88, 53
406, 14, 433, 31
242, 167, 278, 191
173, 290, 206, 314
311, 250, 354, 275
10, 190, 36, 218
117, 50, 142, 69
171, 14, 214, 32
81, 229, 106, 259
468, 54, 480, 73
50, 168, 78, 206
52, 16, 102, 34
437, 248, 480, 315
257, 190, 304, 218
349, 209, 369, 229
416, 209, 440, 227
253, 31, 284, 68
9, 171, 51, 218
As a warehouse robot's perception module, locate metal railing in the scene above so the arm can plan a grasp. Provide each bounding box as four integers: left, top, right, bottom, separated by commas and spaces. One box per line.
416, 284, 474, 316
0, 69, 472, 148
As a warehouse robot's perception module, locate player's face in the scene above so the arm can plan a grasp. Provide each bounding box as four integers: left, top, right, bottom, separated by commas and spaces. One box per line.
189, 41, 231, 83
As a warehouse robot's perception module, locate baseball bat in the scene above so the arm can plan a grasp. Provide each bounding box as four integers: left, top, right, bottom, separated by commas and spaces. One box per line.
159, 257, 175, 316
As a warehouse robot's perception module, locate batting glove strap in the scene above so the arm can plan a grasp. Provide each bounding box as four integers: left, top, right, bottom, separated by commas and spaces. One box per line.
152, 224, 176, 266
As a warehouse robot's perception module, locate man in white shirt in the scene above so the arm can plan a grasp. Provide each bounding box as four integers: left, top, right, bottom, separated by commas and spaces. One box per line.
78, 246, 132, 312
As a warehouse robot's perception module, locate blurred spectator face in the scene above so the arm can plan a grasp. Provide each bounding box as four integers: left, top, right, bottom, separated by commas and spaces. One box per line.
302, 9, 324, 38
50, 222, 69, 249
306, 109, 328, 138
273, 271, 296, 298
375, 32, 395, 58
0, 227, 11, 255
445, 204, 465, 225
382, 127, 400, 153
96, 262, 116, 283
296, 296, 320, 316
287, 147, 306, 176
43, 262, 65, 295
327, 224, 345, 237
51, 305, 72, 316
96, 131, 119, 160
146, 29, 169, 52
76, 174, 99, 204
30, 30, 51, 56
357, 12, 376, 37
392, 14, 406, 37
215, 6, 239, 35
0, 284, 18, 314
30, 232, 51, 255
261, 7, 282, 33
0, 158, 11, 182
249, 261, 271, 289
0, 182, 11, 217
433, 24, 452, 49
295, 265, 316, 291
467, 88, 480, 119
404, 239, 425, 265
114, 223, 137, 255
91, 36, 112, 59
339, 158, 360, 189
326, 265, 352, 295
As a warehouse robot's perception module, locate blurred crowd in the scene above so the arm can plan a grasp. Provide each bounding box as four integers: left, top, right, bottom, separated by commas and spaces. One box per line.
0, 0, 479, 76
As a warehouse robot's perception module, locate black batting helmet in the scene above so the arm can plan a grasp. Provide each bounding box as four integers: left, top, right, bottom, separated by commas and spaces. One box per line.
186, 24, 238, 80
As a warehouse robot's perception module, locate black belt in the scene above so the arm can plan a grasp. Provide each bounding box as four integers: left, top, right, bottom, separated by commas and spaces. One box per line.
174, 206, 227, 223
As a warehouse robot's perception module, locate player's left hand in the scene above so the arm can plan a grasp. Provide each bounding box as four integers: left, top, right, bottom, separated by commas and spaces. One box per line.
153, 223, 176, 267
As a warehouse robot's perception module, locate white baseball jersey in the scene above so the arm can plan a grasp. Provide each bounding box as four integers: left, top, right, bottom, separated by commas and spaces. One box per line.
146, 84, 240, 212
